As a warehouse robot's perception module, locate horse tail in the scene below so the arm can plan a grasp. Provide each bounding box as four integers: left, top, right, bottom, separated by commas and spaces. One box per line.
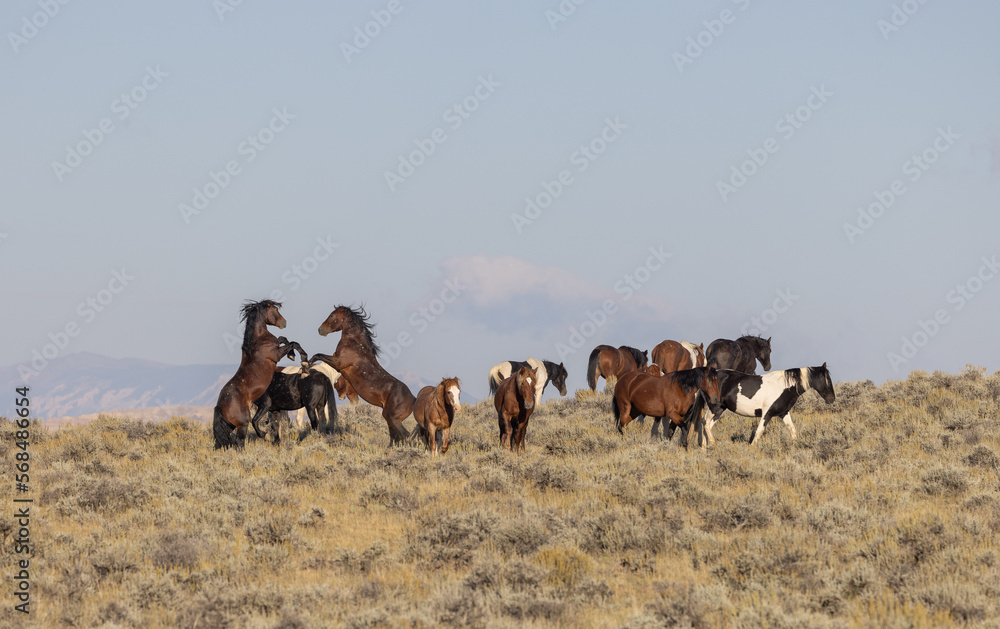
587, 347, 601, 390
323, 372, 338, 427
488, 364, 504, 395
213, 406, 237, 450
611, 393, 624, 434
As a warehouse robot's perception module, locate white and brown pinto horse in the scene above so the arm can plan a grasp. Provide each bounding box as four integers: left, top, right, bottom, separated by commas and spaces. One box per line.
651, 340, 705, 374
488, 357, 567, 406
412, 377, 461, 456
705, 364, 835, 445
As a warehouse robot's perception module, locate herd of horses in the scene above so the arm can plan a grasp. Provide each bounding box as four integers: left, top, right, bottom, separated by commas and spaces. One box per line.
213, 300, 836, 454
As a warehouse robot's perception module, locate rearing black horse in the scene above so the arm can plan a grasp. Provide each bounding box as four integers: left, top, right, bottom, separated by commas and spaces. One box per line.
705, 335, 772, 373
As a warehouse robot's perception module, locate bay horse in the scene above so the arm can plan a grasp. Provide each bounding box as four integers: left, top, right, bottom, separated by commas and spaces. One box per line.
612, 367, 721, 449
250, 360, 338, 441
651, 340, 705, 374
705, 336, 772, 373
487, 358, 568, 406
705, 364, 835, 445
314, 305, 415, 446
335, 374, 359, 404
213, 300, 304, 449
494, 366, 538, 453
586, 345, 648, 390
411, 377, 461, 456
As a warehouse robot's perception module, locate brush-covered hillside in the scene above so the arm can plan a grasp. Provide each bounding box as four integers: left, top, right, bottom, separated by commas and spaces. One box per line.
2, 367, 999, 628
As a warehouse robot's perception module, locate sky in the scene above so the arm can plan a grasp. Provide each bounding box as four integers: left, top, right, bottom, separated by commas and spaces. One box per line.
1, 0, 998, 401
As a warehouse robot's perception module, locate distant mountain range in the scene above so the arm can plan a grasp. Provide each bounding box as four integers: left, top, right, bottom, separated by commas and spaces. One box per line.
0, 352, 235, 422
0, 352, 437, 426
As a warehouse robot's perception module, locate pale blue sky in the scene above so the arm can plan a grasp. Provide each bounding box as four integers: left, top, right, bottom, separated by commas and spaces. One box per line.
2, 0, 998, 399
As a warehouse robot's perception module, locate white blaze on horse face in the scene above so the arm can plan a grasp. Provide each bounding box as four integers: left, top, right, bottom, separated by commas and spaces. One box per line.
447, 385, 461, 412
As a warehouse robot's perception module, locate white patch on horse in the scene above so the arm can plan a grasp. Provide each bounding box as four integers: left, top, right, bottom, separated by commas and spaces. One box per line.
447, 385, 461, 411
681, 341, 699, 368
525, 357, 548, 406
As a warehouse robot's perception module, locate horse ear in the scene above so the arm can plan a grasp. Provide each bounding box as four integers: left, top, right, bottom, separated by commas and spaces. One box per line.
822, 362, 827, 369
767, 337, 771, 343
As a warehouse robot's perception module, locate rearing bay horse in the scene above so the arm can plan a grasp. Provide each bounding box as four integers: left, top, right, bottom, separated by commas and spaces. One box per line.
586, 345, 648, 390
213, 300, 304, 449
706, 336, 772, 373
314, 305, 415, 445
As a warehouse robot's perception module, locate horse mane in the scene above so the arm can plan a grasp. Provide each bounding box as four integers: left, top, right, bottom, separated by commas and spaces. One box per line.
621, 346, 647, 367
783, 368, 805, 393
340, 304, 380, 358
737, 335, 768, 351
672, 367, 705, 393
240, 299, 281, 355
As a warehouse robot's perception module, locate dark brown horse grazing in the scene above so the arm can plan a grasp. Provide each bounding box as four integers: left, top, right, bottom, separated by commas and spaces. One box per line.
314, 305, 415, 445
612, 367, 721, 449
706, 336, 772, 373
651, 340, 706, 374
412, 377, 461, 456
213, 300, 303, 449
586, 345, 648, 390
494, 366, 538, 453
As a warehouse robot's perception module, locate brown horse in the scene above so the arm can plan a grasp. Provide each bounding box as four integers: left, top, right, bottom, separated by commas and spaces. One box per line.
335, 375, 360, 404
612, 367, 720, 449
213, 300, 303, 449
412, 377, 461, 456
314, 305, 415, 445
586, 345, 648, 390
494, 366, 538, 453
651, 340, 706, 374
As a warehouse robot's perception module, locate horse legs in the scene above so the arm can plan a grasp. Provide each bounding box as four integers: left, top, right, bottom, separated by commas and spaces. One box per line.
305, 404, 320, 431
382, 408, 409, 446
780, 413, 797, 439
426, 423, 438, 455
514, 418, 528, 454
250, 400, 271, 439
749, 414, 771, 445
500, 414, 513, 451
441, 427, 451, 454
650, 417, 662, 440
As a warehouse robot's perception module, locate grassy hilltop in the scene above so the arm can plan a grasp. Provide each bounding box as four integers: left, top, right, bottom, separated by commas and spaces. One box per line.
2, 367, 999, 628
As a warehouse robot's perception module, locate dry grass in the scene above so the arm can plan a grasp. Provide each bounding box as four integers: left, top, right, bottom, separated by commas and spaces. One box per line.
2, 366, 999, 628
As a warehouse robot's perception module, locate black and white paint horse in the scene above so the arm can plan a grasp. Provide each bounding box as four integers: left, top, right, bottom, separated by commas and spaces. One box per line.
281, 358, 344, 430
488, 357, 568, 406
705, 335, 772, 373
705, 364, 835, 445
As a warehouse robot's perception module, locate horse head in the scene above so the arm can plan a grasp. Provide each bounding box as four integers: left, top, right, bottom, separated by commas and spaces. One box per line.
702, 367, 722, 406
550, 362, 568, 396
515, 366, 537, 410
814, 362, 835, 404
442, 377, 462, 413
759, 337, 772, 371
318, 306, 348, 336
